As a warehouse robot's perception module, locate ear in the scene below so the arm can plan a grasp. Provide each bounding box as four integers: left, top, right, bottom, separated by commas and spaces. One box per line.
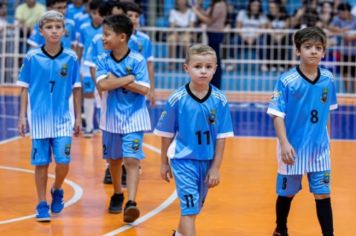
183, 63, 189, 72
295, 48, 300, 57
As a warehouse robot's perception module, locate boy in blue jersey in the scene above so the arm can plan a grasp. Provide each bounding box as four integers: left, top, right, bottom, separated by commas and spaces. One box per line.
17, 10, 82, 222
154, 44, 234, 236
96, 14, 151, 223
267, 26, 337, 236
27, 0, 76, 49
66, 0, 85, 20
78, 0, 103, 137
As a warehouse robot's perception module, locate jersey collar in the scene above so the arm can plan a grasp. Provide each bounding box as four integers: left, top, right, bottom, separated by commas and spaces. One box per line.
41, 45, 64, 59
110, 49, 130, 63
296, 65, 320, 85
185, 83, 212, 103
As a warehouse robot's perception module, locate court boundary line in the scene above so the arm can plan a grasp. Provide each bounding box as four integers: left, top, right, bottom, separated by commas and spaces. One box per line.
102, 142, 177, 236
0, 165, 83, 224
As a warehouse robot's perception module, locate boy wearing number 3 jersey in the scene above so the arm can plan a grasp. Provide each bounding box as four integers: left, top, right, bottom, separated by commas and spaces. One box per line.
267, 26, 337, 236
154, 44, 234, 236
17, 11, 82, 222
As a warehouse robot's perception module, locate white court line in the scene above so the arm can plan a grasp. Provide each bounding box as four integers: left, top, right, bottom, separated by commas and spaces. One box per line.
0, 166, 83, 224
102, 142, 177, 236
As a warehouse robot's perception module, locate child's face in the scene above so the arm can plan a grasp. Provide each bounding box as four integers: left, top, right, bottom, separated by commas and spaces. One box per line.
90, 9, 103, 26
102, 25, 127, 50
52, 2, 67, 16
40, 21, 65, 44
296, 40, 325, 66
184, 54, 217, 87
127, 11, 140, 30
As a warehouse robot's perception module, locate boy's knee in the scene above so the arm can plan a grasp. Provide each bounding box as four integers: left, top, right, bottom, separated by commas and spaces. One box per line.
123, 158, 140, 168
314, 194, 330, 200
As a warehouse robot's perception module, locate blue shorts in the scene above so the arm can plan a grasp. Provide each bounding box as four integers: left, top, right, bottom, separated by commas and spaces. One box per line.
276, 171, 331, 196
82, 76, 95, 94
31, 137, 72, 166
102, 130, 144, 160
170, 159, 212, 216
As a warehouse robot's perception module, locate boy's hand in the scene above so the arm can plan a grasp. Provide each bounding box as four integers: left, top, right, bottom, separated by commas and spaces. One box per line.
18, 117, 27, 136
205, 167, 220, 188
74, 118, 81, 136
280, 142, 296, 165
160, 163, 172, 183
148, 89, 156, 107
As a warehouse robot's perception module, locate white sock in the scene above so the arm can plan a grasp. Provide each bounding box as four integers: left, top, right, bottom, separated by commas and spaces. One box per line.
84, 98, 94, 132
174, 231, 183, 236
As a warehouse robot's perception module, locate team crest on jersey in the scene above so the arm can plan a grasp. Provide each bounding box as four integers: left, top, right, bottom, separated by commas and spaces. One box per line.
138, 43, 143, 53
60, 64, 68, 77
208, 110, 216, 124
159, 111, 167, 121
321, 88, 328, 103
132, 139, 140, 151
271, 91, 281, 100
322, 172, 330, 185
64, 144, 71, 156
126, 66, 133, 74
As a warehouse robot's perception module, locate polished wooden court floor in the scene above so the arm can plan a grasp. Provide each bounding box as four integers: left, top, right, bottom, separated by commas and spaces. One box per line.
0, 133, 355, 236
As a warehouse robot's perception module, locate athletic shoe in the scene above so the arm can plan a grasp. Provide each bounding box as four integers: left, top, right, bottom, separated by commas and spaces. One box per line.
109, 193, 124, 214
36, 201, 51, 222
123, 200, 140, 223
273, 229, 289, 236
51, 188, 64, 213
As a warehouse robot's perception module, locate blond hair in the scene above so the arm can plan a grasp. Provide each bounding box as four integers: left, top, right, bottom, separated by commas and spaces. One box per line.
38, 10, 64, 28
185, 44, 217, 64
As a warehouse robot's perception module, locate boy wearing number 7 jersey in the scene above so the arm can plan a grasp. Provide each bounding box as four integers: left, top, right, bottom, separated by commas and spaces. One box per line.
17, 11, 81, 222
154, 44, 234, 236
267, 26, 337, 236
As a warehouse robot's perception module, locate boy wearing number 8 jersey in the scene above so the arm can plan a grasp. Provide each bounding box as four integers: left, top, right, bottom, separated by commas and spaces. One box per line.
17, 11, 82, 222
267, 26, 337, 236
154, 44, 234, 236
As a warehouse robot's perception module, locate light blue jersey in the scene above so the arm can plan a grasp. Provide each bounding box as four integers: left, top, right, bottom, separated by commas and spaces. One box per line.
154, 84, 234, 160
267, 66, 338, 175
27, 19, 76, 48
73, 12, 90, 42
96, 50, 151, 133
17, 47, 81, 139
66, 3, 85, 20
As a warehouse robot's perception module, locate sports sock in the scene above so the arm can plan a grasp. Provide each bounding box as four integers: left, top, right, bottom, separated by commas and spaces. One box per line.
316, 198, 334, 236
84, 98, 94, 132
276, 196, 293, 231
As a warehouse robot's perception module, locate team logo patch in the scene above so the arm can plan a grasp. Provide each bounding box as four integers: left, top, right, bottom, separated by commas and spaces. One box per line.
138, 43, 143, 53
321, 88, 328, 103
322, 172, 330, 185
126, 66, 133, 74
132, 139, 140, 151
64, 144, 71, 156
60, 64, 68, 77
208, 109, 216, 124
271, 91, 281, 100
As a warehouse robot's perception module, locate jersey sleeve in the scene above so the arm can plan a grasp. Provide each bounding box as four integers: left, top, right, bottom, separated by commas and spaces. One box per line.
71, 57, 81, 88
217, 101, 234, 139
83, 39, 96, 68
27, 26, 43, 48
153, 100, 177, 138
267, 78, 287, 119
133, 57, 150, 88
329, 79, 338, 110
96, 55, 109, 82
144, 38, 153, 62
17, 54, 31, 87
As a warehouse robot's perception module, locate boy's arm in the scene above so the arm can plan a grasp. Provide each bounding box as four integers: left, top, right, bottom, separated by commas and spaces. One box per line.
160, 137, 173, 183
122, 79, 150, 95
205, 138, 226, 188
272, 116, 295, 165
96, 74, 135, 91
73, 87, 82, 136
18, 87, 28, 136
147, 61, 156, 106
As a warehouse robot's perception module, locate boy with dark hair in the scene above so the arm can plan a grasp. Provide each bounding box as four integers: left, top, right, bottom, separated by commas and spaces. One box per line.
17, 10, 81, 222
96, 14, 151, 223
154, 44, 234, 236
267, 26, 337, 236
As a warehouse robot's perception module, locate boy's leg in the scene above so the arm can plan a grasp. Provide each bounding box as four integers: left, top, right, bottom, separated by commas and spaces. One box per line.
82, 76, 95, 137
309, 171, 334, 236
123, 158, 140, 201
178, 215, 197, 236
35, 165, 50, 203
109, 159, 124, 194
274, 174, 302, 235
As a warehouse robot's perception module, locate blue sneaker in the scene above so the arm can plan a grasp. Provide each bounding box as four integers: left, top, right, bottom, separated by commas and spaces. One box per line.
51, 188, 64, 213
36, 201, 50, 222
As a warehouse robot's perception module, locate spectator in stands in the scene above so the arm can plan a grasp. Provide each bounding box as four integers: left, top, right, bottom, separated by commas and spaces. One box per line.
15, 0, 46, 31
260, 0, 290, 72
167, 0, 196, 67
318, 1, 335, 29
0, 2, 6, 31
290, 0, 319, 29
329, 2, 356, 93
192, 0, 228, 89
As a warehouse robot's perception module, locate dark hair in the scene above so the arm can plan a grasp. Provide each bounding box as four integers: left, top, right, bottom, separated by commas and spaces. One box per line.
103, 14, 133, 41
89, 0, 101, 11
247, 0, 263, 19
99, 1, 126, 17
294, 26, 327, 50
337, 3, 351, 12
123, 1, 142, 15
46, 0, 66, 7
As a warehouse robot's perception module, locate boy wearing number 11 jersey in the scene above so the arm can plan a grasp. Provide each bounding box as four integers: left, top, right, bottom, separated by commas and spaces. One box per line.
267, 26, 337, 236
154, 44, 234, 236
